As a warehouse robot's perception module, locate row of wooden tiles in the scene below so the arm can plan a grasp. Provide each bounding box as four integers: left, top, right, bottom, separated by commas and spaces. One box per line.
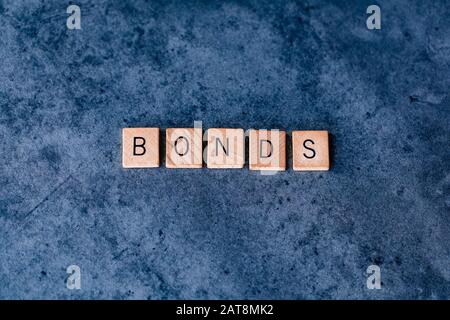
122, 128, 330, 171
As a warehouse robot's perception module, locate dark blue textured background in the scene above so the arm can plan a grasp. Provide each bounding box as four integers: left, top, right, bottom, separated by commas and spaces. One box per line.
0, 0, 449, 299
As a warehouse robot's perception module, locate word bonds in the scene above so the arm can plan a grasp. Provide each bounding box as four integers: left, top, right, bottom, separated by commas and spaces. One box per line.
122, 128, 330, 171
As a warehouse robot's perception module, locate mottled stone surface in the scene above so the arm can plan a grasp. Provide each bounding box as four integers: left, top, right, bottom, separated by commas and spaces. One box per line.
0, 0, 449, 299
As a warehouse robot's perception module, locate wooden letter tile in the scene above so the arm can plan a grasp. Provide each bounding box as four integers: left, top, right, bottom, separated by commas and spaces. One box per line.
207, 128, 244, 169
166, 128, 203, 168
122, 128, 159, 168
249, 129, 286, 171
292, 130, 330, 171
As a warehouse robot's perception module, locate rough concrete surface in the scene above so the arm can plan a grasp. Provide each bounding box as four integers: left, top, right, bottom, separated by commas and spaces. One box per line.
0, 0, 449, 299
